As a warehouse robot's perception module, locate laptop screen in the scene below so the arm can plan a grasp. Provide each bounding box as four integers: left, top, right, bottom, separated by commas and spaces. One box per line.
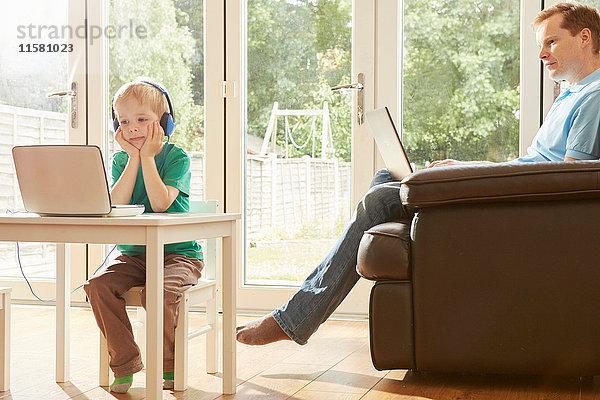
365, 107, 413, 179
12, 145, 112, 216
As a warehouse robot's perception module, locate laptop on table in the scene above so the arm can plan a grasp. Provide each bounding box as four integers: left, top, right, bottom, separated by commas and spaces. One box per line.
12, 145, 144, 217
364, 107, 414, 180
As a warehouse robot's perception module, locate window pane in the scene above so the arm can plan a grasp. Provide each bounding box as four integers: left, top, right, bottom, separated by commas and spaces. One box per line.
106, 0, 205, 265
402, 0, 520, 168
107, 0, 205, 201
577, 2, 600, 15
244, 0, 353, 285
0, 0, 71, 279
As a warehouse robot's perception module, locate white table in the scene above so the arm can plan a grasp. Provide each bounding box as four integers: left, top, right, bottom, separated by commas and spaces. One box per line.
0, 212, 240, 399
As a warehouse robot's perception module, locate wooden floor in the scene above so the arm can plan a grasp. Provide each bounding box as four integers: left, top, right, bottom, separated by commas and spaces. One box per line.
2, 305, 600, 399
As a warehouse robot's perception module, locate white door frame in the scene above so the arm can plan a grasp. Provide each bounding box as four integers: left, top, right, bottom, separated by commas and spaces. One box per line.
205, 0, 226, 210
354, 0, 401, 203
84, 0, 111, 305
539, 0, 563, 118
2, 1, 88, 303
520, 0, 551, 155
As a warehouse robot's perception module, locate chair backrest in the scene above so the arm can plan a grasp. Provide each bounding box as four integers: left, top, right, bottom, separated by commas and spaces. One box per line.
189, 200, 219, 281
189, 200, 219, 213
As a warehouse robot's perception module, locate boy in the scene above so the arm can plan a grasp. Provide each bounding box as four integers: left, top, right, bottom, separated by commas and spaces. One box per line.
84, 79, 204, 393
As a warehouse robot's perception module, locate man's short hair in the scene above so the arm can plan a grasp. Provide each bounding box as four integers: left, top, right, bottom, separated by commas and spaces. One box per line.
113, 78, 169, 118
532, 2, 600, 53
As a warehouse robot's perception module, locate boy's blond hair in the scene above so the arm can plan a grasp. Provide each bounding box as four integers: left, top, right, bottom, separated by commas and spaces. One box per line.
532, 2, 600, 53
112, 78, 170, 118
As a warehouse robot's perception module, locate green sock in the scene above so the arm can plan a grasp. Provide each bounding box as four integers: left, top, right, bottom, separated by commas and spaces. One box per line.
110, 374, 133, 393
163, 371, 174, 381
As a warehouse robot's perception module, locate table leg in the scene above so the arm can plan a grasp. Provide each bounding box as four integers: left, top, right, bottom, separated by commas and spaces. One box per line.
222, 224, 237, 394
146, 228, 164, 400
56, 243, 70, 382
0, 290, 11, 391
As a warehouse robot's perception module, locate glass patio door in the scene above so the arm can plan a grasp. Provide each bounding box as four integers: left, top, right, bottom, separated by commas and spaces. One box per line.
0, 1, 88, 302
221, 0, 395, 316
243, 0, 354, 287
401, 0, 521, 166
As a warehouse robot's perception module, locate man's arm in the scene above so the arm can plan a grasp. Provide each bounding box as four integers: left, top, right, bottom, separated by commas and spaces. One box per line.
428, 159, 494, 168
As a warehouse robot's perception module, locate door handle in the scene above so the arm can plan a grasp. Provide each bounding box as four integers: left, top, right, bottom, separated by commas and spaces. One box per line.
330, 82, 363, 91
331, 72, 364, 125
47, 82, 77, 129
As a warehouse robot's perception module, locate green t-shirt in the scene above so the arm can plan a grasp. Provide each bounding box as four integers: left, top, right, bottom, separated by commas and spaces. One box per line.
111, 143, 203, 260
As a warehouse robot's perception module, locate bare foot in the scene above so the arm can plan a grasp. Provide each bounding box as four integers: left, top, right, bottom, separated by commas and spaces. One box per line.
236, 314, 293, 345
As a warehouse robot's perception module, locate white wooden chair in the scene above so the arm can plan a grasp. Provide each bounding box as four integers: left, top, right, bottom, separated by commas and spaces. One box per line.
0, 287, 11, 392
99, 200, 219, 391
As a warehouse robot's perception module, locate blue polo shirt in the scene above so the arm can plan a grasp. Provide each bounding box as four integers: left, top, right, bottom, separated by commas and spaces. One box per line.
518, 68, 600, 162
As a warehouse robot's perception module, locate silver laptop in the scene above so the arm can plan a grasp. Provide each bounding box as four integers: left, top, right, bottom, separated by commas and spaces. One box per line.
12, 145, 144, 217
365, 107, 413, 179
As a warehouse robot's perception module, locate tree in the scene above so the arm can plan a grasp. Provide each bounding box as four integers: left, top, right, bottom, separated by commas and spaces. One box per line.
109, 0, 202, 151
402, 0, 520, 166
173, 0, 204, 105
247, 0, 352, 161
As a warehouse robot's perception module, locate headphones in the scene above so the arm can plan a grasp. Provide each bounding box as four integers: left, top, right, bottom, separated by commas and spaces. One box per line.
112, 80, 176, 138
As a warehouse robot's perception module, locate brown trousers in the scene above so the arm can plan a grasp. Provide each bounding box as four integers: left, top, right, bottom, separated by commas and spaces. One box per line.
83, 253, 204, 377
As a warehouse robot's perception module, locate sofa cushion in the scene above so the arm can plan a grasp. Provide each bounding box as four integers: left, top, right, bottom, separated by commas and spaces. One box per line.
369, 281, 415, 370
356, 220, 411, 281
400, 160, 600, 208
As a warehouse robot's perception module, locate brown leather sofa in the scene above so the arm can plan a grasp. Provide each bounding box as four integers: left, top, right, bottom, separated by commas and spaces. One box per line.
356, 160, 600, 376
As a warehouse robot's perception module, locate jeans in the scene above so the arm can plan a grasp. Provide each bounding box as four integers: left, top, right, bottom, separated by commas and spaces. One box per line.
272, 169, 407, 344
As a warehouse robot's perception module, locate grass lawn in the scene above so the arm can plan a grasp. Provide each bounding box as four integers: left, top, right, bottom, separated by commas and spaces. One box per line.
246, 238, 338, 283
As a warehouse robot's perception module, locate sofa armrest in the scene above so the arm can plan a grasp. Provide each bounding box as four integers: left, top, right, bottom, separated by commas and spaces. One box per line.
357, 220, 411, 281
400, 160, 600, 209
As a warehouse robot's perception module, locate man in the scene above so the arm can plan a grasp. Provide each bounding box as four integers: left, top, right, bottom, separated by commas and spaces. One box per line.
236, 2, 600, 346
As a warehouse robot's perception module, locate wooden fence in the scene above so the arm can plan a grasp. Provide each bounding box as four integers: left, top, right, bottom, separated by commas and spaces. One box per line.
0, 104, 68, 211
188, 153, 351, 237
0, 104, 67, 278
244, 154, 351, 237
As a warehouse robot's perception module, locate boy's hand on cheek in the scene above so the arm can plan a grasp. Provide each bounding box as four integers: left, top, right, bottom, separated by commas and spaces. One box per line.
115, 127, 139, 158
140, 120, 164, 158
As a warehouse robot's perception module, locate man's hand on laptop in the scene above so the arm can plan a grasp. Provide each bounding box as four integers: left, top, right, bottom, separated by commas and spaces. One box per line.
428, 159, 494, 168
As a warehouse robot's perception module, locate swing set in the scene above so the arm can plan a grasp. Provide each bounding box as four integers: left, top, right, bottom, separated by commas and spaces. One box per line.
259, 101, 334, 159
